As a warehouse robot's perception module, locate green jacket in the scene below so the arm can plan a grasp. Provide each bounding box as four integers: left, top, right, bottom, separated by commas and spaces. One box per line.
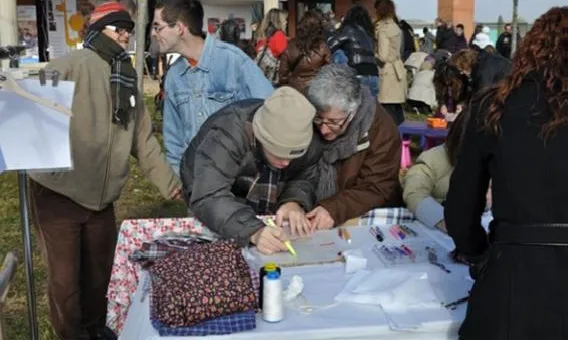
29, 49, 180, 211
403, 145, 452, 214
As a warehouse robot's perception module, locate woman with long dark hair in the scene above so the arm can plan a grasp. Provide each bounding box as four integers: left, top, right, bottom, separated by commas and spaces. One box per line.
279, 10, 330, 94
327, 5, 379, 97
445, 7, 568, 340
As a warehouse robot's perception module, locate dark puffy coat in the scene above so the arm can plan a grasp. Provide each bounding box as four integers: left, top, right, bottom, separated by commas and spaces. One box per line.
472, 47, 512, 93
327, 24, 378, 76
180, 99, 321, 246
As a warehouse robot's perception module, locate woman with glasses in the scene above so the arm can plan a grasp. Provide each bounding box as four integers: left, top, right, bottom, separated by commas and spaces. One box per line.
304, 64, 402, 231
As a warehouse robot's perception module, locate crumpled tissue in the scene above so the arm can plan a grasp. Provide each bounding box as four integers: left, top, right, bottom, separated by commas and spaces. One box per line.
342, 249, 367, 274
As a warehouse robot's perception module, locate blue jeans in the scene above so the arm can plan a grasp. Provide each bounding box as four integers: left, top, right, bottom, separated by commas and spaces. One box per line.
333, 50, 379, 97
357, 75, 379, 98
332, 49, 349, 64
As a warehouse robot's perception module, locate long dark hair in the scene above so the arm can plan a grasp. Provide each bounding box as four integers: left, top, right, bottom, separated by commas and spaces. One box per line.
295, 10, 325, 55
342, 5, 375, 42
445, 108, 470, 167
484, 7, 568, 139
433, 49, 478, 105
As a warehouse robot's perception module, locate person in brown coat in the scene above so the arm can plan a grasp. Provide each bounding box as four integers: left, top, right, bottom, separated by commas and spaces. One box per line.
305, 64, 402, 229
279, 9, 331, 94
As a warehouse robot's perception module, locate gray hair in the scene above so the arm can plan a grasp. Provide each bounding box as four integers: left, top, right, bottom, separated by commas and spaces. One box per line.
307, 64, 362, 114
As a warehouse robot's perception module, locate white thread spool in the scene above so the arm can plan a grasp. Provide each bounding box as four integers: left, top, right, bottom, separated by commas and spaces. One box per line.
262, 270, 284, 322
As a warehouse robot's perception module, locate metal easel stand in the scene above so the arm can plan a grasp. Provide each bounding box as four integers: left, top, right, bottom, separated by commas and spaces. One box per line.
17, 170, 39, 340
1, 46, 40, 340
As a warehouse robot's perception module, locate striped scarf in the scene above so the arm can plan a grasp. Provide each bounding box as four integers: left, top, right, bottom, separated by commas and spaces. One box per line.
84, 30, 137, 129
246, 147, 282, 214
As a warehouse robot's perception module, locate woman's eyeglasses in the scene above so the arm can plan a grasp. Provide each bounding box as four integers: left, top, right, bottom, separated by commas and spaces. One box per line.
313, 111, 353, 130
105, 25, 134, 35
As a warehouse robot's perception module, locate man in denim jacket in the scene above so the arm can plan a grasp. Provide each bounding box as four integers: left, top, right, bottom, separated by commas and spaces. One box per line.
153, 0, 274, 174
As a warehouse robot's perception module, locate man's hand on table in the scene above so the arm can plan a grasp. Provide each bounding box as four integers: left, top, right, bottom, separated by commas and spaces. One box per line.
250, 226, 288, 255
306, 206, 335, 231
276, 202, 312, 237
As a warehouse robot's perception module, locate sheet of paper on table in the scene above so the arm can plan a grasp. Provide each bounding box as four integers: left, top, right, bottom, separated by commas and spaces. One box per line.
0, 78, 74, 171
246, 223, 452, 268
247, 228, 345, 267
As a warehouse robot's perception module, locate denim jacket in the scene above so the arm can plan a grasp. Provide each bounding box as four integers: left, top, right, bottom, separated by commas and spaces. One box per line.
163, 34, 274, 174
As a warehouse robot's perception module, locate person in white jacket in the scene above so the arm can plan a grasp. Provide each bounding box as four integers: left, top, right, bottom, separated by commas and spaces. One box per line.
406, 57, 436, 114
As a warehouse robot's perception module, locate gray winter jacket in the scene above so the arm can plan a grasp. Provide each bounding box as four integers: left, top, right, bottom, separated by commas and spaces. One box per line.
180, 99, 321, 246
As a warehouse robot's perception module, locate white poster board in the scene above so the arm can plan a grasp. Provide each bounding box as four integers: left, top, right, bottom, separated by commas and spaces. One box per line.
0, 79, 74, 171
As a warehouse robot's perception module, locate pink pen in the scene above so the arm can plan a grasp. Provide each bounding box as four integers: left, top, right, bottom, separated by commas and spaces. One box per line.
389, 227, 399, 239
394, 225, 406, 239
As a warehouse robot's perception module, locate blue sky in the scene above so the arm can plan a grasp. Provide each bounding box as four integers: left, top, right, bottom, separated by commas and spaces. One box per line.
394, 0, 566, 22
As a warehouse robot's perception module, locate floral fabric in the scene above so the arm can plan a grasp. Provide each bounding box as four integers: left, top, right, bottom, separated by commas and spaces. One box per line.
106, 209, 414, 334
149, 240, 257, 327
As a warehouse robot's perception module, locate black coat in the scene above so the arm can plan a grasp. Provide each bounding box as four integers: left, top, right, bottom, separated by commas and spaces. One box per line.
327, 24, 378, 76
471, 48, 512, 94
180, 99, 321, 246
445, 73, 568, 340
436, 26, 455, 51
495, 32, 512, 59
448, 34, 468, 54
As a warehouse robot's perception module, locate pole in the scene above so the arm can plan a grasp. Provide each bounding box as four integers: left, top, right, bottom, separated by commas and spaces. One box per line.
35, 0, 50, 62
18, 171, 39, 340
135, 0, 147, 93
511, 0, 519, 54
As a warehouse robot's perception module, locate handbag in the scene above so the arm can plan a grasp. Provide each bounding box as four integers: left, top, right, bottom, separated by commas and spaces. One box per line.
149, 240, 257, 327
255, 37, 281, 85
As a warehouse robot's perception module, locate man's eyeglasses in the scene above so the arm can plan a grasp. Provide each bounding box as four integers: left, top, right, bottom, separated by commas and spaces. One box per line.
152, 23, 176, 33
313, 111, 353, 130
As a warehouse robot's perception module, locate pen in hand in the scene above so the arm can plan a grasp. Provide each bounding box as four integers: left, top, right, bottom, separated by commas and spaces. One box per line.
266, 218, 297, 257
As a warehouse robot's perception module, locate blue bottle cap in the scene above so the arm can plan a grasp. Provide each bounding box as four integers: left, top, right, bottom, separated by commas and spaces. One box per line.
266, 271, 280, 280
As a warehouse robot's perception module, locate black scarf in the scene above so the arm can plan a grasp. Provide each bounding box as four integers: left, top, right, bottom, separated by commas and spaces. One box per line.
83, 30, 137, 129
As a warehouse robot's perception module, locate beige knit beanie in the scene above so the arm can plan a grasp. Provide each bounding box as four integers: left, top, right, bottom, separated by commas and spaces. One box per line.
252, 86, 316, 159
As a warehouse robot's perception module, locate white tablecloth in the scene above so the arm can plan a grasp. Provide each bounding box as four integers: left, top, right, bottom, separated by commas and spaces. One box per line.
119, 218, 495, 340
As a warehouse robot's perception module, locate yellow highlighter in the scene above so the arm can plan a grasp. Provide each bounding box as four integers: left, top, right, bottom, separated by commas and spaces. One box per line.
266, 218, 297, 257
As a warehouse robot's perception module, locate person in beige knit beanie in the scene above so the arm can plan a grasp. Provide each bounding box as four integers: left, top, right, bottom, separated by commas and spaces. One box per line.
180, 86, 322, 254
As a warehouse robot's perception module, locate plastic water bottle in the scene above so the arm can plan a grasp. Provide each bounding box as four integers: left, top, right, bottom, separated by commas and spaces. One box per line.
262, 270, 284, 322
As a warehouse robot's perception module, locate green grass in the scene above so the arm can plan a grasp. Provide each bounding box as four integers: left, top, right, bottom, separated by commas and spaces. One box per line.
0, 95, 186, 340
0, 93, 426, 338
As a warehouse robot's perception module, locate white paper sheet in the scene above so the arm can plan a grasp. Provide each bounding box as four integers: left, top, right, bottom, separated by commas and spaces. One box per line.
246, 228, 345, 267
0, 78, 74, 171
